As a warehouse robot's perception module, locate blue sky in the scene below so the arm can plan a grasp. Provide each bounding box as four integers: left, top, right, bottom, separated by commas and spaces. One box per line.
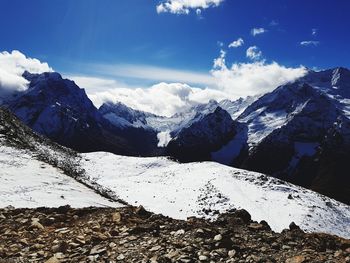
0, 0, 350, 115
2, 0, 349, 73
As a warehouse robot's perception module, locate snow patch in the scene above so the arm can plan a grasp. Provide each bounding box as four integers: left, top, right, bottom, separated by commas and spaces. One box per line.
0, 146, 120, 208
81, 152, 350, 238
157, 130, 172, 147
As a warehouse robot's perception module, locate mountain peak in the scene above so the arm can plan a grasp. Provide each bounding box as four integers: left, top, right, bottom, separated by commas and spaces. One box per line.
23, 70, 63, 82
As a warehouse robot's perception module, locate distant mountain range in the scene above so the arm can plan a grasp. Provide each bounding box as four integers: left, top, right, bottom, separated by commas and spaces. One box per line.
1, 67, 350, 204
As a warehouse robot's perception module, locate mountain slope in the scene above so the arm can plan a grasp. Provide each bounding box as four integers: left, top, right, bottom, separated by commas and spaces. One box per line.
0, 106, 120, 208
81, 151, 350, 239
209, 67, 350, 204
99, 101, 157, 130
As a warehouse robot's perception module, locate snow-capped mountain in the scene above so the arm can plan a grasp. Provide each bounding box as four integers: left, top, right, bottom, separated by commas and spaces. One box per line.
219, 95, 260, 120
1, 71, 158, 156
98, 99, 249, 151
93, 67, 350, 204
219, 67, 350, 204
99, 101, 157, 130
1, 67, 349, 204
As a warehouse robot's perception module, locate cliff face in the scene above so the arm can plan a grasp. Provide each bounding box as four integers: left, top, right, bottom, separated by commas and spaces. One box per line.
0, 205, 349, 263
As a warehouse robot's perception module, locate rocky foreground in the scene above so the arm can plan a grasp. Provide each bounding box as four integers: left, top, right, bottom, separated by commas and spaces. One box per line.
0, 206, 349, 263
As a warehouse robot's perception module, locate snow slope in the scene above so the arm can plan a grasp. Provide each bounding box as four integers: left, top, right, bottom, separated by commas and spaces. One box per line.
81, 151, 350, 239
0, 145, 119, 208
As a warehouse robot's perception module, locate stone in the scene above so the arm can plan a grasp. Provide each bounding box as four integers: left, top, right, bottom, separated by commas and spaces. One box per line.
289, 222, 301, 231
31, 220, 44, 230
285, 255, 306, 263
174, 229, 185, 236
90, 245, 106, 255
112, 212, 122, 223
248, 223, 264, 230
45, 256, 60, 263
214, 234, 223, 241
199, 255, 208, 261
233, 209, 251, 224
135, 205, 150, 217
228, 250, 236, 258
149, 245, 162, 252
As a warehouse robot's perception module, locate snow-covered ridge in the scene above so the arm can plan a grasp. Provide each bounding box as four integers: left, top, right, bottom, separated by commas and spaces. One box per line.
0, 146, 118, 208
0, 106, 121, 208
81, 151, 350, 239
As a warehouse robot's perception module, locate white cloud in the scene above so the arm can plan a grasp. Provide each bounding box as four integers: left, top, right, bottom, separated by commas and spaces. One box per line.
211, 50, 307, 98
70, 48, 306, 117
156, 0, 224, 15
246, 46, 262, 61
228, 38, 244, 48
251, 27, 266, 36
300, 41, 320, 46
83, 80, 227, 117
88, 63, 215, 87
0, 50, 52, 98
312, 28, 318, 36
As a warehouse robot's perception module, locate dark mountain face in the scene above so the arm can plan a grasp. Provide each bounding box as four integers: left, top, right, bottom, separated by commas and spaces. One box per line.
1, 71, 159, 156
234, 68, 350, 204
166, 106, 238, 162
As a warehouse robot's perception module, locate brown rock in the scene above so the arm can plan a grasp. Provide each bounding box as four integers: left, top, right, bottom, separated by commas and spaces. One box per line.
285, 255, 306, 263
112, 212, 122, 223
45, 256, 60, 263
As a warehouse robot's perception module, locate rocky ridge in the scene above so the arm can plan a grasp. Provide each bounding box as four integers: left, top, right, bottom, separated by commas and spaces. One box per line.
0, 206, 349, 263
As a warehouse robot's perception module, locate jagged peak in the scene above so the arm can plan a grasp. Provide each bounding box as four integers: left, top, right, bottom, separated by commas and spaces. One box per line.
23, 70, 62, 82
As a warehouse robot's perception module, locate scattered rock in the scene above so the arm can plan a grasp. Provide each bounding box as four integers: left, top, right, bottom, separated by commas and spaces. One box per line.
248, 223, 264, 230
135, 205, 150, 217
112, 211, 122, 223
289, 222, 301, 231
45, 256, 60, 263
233, 209, 251, 224
214, 234, 222, 241
198, 255, 208, 261
228, 249, 236, 258
31, 218, 44, 230
0, 206, 347, 262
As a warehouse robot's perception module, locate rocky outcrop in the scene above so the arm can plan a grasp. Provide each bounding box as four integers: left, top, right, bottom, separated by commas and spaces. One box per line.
0, 206, 349, 262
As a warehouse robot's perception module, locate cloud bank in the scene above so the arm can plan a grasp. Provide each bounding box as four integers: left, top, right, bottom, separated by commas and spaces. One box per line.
85, 81, 227, 117
76, 49, 306, 117
210, 50, 307, 98
0, 50, 52, 97
156, 0, 225, 15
